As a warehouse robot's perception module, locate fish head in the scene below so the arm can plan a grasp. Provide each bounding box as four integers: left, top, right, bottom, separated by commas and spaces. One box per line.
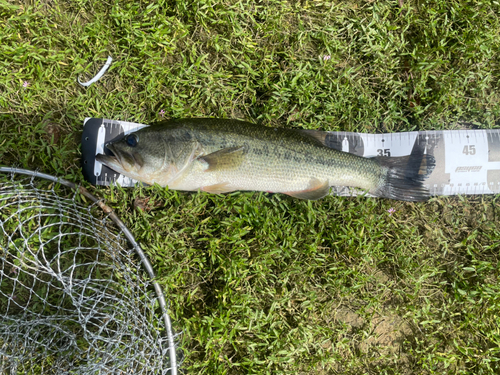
96, 127, 198, 186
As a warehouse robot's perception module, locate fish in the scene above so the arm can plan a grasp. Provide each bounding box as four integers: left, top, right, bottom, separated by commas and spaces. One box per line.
95, 118, 435, 201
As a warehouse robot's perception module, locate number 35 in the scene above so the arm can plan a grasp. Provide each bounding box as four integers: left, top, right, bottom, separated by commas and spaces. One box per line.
377, 149, 391, 157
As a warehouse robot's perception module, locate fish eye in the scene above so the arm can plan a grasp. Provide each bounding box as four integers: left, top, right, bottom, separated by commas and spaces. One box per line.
125, 134, 138, 147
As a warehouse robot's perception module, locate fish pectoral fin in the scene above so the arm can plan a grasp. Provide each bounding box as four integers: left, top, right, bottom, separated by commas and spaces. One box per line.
198, 146, 246, 172
201, 182, 235, 194
284, 178, 330, 200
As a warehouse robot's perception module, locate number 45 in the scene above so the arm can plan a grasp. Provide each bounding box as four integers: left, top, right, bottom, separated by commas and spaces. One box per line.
463, 145, 476, 155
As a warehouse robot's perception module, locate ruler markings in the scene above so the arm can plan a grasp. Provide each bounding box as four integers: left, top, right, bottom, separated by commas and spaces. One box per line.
85, 119, 500, 196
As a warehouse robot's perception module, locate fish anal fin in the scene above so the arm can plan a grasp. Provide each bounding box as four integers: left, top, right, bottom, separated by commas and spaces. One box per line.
199, 146, 246, 172
201, 182, 235, 194
284, 178, 330, 200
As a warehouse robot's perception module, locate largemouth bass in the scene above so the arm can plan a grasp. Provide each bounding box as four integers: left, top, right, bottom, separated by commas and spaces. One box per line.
95, 118, 435, 201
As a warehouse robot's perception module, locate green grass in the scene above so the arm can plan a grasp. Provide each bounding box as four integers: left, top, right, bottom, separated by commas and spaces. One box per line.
1, 0, 500, 373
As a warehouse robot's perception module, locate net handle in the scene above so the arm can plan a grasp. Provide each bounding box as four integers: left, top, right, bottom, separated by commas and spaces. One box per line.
0, 167, 178, 374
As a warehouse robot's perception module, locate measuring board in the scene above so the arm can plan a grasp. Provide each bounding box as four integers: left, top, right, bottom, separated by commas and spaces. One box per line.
81, 118, 500, 197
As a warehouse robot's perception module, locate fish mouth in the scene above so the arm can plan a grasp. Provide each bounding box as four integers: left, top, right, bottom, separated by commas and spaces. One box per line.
95, 153, 120, 168
96, 143, 145, 175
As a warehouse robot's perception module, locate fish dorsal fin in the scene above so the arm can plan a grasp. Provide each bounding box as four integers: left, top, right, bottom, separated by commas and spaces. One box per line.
284, 178, 330, 200
199, 146, 246, 172
297, 129, 328, 146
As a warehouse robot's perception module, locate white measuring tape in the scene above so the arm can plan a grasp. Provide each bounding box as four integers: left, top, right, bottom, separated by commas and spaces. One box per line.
322, 130, 500, 196
82, 118, 500, 196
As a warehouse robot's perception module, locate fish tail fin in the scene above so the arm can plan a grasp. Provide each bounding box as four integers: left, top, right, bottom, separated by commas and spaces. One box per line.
372, 154, 436, 201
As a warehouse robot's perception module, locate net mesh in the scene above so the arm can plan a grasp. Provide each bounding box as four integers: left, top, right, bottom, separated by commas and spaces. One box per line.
0, 170, 178, 374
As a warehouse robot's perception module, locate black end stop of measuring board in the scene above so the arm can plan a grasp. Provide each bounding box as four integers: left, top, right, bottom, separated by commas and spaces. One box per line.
81, 118, 103, 185
82, 118, 131, 186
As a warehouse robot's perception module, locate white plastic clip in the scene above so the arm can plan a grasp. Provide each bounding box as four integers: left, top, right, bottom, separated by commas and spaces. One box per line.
78, 56, 113, 87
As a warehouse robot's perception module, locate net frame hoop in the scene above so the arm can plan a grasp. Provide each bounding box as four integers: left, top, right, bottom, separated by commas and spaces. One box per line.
0, 166, 177, 374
